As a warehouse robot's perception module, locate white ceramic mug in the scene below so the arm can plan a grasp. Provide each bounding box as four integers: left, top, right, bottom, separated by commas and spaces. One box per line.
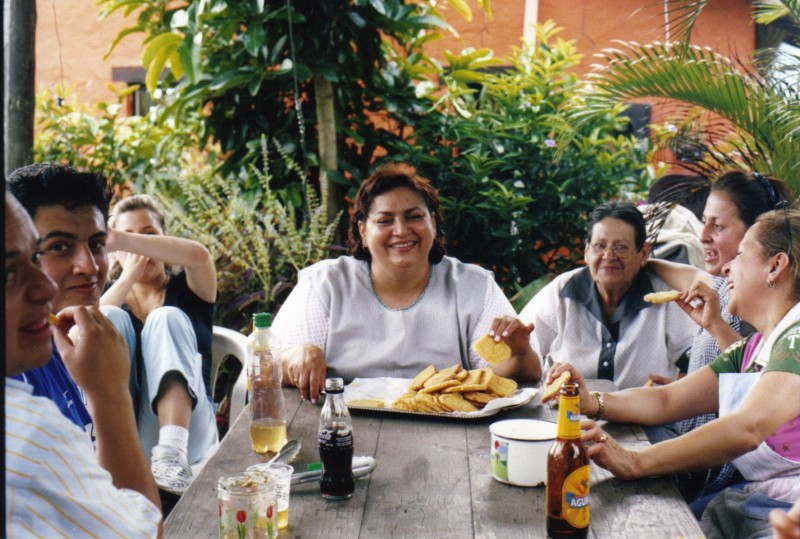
489, 419, 557, 487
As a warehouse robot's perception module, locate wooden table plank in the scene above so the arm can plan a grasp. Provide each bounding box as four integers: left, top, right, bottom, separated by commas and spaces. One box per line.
361, 417, 473, 537
165, 382, 704, 538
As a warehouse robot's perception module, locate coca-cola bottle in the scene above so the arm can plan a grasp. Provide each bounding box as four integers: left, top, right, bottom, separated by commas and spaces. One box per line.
318, 377, 355, 499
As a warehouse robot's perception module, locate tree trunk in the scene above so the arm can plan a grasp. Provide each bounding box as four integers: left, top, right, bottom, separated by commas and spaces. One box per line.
314, 74, 339, 224
3, 0, 36, 176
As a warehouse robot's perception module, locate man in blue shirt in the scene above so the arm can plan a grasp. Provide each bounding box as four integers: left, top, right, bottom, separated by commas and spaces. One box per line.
7, 165, 113, 436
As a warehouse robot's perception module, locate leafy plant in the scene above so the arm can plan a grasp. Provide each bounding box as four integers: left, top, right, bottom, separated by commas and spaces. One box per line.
95, 0, 490, 216
383, 22, 653, 294
34, 84, 216, 194
158, 136, 341, 331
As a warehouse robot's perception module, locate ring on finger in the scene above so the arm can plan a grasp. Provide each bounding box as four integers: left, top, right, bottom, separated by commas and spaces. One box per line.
599, 434, 608, 443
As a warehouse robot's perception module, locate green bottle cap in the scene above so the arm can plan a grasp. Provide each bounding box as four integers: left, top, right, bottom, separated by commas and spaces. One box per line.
253, 312, 272, 328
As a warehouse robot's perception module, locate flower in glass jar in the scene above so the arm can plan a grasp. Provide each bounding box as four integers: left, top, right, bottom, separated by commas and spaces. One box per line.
236, 509, 247, 539
267, 505, 273, 519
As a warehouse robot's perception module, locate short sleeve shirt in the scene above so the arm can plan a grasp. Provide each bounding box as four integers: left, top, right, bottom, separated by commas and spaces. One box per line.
710, 322, 800, 460
519, 267, 696, 389
272, 256, 515, 381
10, 349, 93, 436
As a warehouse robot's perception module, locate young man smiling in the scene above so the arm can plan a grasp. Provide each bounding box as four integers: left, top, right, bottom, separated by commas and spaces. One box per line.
6, 165, 113, 435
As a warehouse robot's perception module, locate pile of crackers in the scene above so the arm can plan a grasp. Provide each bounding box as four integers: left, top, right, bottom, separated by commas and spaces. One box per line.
390, 364, 517, 413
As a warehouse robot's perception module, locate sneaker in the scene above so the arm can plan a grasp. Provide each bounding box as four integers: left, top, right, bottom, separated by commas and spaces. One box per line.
151, 444, 193, 494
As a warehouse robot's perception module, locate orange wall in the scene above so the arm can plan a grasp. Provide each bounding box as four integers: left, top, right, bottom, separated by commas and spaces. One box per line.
35, 0, 754, 105
36, 0, 145, 104
427, 0, 754, 64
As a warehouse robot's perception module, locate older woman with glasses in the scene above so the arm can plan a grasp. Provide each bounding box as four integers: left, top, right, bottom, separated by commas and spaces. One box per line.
517, 201, 696, 390
549, 208, 800, 538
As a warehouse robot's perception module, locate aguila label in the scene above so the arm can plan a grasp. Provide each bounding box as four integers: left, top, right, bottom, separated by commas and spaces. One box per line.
561, 465, 590, 529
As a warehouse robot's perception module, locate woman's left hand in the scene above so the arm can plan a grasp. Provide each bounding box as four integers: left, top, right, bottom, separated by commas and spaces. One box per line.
489, 316, 534, 357
581, 419, 641, 480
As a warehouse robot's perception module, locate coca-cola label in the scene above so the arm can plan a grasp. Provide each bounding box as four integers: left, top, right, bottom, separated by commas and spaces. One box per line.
319, 428, 352, 449
562, 464, 590, 528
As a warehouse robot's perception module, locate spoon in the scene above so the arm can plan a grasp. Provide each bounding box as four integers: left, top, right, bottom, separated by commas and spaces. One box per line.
265, 438, 301, 466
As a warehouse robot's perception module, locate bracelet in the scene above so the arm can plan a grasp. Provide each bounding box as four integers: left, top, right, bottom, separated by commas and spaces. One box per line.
589, 391, 605, 421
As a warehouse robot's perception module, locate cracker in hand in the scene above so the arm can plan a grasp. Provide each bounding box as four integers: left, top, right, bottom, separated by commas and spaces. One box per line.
541, 371, 571, 403
643, 290, 682, 304
473, 333, 512, 365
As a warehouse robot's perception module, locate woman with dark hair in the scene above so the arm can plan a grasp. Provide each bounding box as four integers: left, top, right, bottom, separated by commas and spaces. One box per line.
518, 200, 696, 390
272, 163, 540, 401
648, 170, 793, 503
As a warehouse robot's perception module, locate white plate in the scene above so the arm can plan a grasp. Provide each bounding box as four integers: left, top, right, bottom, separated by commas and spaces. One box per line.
344, 377, 538, 419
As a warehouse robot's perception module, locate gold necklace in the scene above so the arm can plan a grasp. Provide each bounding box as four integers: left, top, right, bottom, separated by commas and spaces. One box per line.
127, 274, 169, 320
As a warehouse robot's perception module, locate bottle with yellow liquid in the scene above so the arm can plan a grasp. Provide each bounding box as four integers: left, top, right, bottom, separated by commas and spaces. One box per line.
247, 313, 287, 454
546, 382, 590, 538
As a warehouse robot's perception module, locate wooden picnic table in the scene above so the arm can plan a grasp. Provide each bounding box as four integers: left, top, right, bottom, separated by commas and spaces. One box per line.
165, 380, 704, 538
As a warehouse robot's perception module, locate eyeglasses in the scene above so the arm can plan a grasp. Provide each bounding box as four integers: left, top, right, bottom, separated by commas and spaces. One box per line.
587, 242, 639, 259
776, 200, 793, 256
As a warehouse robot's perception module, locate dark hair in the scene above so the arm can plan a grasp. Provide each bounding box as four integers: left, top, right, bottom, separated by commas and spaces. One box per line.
347, 162, 446, 264
647, 173, 711, 221
586, 201, 647, 250
753, 208, 800, 298
6, 163, 112, 222
711, 171, 793, 228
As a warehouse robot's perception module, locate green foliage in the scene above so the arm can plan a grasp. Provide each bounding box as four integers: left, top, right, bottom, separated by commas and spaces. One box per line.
383, 22, 652, 294
159, 136, 341, 331
572, 1, 800, 189
34, 85, 215, 194
94, 0, 463, 185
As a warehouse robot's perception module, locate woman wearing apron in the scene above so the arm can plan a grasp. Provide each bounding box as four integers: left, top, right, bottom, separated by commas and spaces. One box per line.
546, 207, 800, 538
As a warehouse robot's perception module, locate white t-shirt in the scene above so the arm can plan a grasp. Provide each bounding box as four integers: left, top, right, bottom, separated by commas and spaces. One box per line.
273, 256, 515, 380
519, 267, 696, 388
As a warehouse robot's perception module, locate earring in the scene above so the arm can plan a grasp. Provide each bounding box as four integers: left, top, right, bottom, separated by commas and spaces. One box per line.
767, 279, 775, 288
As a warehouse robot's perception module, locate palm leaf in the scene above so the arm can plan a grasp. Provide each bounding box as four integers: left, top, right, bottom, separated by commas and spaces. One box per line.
642, 174, 710, 246
662, 0, 710, 50
571, 41, 800, 190
754, 0, 800, 24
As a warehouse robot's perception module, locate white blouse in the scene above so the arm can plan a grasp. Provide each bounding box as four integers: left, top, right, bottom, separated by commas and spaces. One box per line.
273, 256, 515, 380
519, 267, 696, 389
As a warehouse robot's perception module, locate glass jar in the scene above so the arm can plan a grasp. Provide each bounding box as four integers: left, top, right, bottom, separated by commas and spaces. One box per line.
218, 473, 278, 538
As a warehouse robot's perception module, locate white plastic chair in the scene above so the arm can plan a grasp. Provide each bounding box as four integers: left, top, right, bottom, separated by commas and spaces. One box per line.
210, 326, 249, 429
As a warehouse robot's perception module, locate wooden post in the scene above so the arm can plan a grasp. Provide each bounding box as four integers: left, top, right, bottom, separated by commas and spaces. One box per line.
3, 0, 36, 175
314, 74, 339, 224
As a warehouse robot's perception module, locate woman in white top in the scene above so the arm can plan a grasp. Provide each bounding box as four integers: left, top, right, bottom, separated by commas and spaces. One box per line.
273, 163, 541, 401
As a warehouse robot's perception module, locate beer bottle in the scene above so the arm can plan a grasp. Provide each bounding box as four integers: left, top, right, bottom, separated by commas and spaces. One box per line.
546, 382, 590, 538
319, 377, 355, 499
